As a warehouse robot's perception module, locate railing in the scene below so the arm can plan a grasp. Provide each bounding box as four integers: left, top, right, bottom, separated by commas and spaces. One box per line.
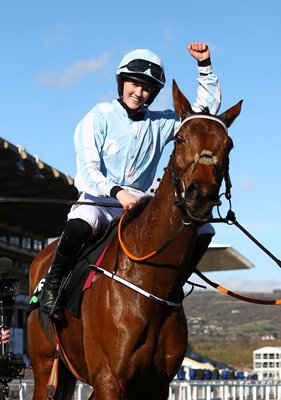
169, 380, 281, 400
5, 379, 281, 400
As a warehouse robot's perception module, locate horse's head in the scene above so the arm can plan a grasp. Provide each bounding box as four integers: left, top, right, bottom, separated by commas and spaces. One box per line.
172, 80, 242, 223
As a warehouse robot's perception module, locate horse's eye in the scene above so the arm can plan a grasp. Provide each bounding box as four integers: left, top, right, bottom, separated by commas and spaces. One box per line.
176, 135, 183, 144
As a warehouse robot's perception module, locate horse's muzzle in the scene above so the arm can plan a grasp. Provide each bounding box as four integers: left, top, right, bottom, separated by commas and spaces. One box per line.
184, 181, 220, 220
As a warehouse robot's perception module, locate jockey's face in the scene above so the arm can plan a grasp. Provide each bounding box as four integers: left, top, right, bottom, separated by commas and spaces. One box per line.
122, 79, 152, 110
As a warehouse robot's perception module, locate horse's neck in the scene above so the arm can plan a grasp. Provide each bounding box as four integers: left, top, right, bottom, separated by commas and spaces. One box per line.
151, 167, 183, 231
120, 168, 196, 300
126, 164, 196, 266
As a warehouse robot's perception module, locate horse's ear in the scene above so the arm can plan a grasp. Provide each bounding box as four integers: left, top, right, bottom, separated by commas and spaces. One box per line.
172, 79, 193, 120
218, 100, 243, 128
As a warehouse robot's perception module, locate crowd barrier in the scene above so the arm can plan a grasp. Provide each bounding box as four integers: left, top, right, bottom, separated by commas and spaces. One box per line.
5, 378, 281, 400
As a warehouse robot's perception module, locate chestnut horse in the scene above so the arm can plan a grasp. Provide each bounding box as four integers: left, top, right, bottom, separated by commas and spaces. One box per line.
28, 80, 242, 400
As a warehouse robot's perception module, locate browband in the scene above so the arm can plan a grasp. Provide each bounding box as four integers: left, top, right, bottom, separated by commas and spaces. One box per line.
181, 114, 228, 133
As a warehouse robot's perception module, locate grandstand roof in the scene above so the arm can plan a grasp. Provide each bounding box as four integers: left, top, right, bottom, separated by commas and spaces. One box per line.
198, 243, 254, 272
0, 137, 77, 239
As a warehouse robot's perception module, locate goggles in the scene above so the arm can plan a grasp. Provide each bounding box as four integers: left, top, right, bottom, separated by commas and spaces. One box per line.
120, 59, 165, 82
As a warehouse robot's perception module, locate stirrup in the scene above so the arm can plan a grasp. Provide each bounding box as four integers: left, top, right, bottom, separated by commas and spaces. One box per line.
40, 286, 65, 320
49, 295, 65, 321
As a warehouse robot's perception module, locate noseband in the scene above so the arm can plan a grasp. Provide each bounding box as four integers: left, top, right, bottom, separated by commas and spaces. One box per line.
172, 114, 232, 222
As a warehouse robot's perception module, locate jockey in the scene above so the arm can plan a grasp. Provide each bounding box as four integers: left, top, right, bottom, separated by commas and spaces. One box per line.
40, 43, 221, 320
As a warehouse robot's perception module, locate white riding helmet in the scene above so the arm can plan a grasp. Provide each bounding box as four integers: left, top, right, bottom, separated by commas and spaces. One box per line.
116, 49, 166, 105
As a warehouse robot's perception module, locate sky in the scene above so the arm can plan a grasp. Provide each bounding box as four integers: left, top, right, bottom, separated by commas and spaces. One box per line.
1, 0, 281, 294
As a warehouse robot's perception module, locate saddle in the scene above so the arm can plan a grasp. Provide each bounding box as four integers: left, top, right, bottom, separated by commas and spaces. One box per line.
58, 199, 151, 316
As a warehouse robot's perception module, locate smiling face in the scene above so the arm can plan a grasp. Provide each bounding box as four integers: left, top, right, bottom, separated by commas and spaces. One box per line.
122, 79, 153, 110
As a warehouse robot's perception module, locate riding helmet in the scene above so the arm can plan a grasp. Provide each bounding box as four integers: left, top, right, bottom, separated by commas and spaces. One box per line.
116, 49, 166, 105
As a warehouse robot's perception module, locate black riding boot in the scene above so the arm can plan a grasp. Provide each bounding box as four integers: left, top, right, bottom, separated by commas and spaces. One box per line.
40, 218, 92, 320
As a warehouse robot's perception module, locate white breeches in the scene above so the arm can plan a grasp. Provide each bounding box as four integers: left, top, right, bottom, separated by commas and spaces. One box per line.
68, 191, 215, 237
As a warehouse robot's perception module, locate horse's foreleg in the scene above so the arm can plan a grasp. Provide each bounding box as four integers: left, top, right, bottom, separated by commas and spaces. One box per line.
88, 368, 126, 400
28, 311, 55, 399
160, 309, 187, 380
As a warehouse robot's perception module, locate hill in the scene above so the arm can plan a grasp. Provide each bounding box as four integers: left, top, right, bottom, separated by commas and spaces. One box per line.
183, 289, 281, 369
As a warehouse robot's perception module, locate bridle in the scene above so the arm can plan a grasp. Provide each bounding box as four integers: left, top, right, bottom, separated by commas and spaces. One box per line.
115, 113, 281, 308
115, 114, 281, 307
181, 114, 228, 132
117, 114, 233, 261
172, 114, 232, 223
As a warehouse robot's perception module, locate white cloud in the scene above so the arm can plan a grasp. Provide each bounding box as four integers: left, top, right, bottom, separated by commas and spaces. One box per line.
43, 25, 71, 46
162, 26, 177, 47
35, 51, 112, 88
237, 179, 254, 192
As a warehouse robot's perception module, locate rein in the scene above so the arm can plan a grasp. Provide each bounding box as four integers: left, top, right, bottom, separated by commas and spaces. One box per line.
173, 113, 281, 304
194, 268, 281, 305
4, 203, 280, 307
117, 197, 281, 306
117, 211, 190, 262
4, 113, 281, 307
212, 194, 281, 269
190, 194, 281, 306
0, 196, 123, 208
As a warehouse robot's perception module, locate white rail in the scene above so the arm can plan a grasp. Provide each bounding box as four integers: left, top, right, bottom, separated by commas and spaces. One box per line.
169, 380, 281, 400
6, 379, 281, 400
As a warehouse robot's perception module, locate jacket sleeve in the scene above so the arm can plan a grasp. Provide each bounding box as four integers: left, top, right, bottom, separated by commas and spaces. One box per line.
192, 62, 221, 115
74, 108, 116, 197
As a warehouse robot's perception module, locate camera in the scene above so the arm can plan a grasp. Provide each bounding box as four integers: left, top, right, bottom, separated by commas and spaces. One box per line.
0, 353, 25, 380
0, 279, 18, 297
0, 258, 26, 399
0, 279, 18, 330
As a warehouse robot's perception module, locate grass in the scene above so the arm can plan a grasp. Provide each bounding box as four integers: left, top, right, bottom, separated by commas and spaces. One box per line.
190, 338, 281, 369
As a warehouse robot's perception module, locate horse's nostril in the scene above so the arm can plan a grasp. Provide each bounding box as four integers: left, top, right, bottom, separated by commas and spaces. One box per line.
207, 186, 220, 204
185, 182, 219, 204
185, 182, 199, 201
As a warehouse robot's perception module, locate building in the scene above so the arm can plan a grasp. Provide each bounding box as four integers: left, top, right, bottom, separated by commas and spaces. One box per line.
253, 347, 281, 380
0, 137, 78, 355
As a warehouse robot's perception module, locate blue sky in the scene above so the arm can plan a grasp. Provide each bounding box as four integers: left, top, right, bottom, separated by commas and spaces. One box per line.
1, 1, 281, 293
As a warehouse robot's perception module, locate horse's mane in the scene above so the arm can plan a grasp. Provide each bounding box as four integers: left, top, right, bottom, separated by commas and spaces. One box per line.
123, 196, 152, 226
